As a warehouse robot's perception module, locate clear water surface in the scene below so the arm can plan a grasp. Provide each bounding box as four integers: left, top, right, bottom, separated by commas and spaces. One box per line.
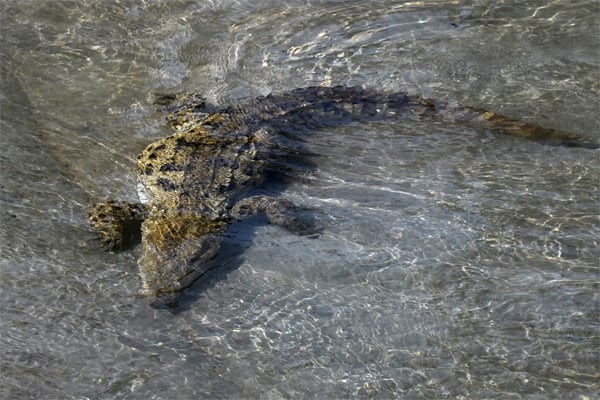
1, 0, 598, 399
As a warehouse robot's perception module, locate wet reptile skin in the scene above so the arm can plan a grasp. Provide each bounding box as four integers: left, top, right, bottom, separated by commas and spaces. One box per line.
87, 86, 597, 307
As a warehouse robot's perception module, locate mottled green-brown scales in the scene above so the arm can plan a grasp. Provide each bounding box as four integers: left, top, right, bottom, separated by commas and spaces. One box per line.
87, 86, 597, 307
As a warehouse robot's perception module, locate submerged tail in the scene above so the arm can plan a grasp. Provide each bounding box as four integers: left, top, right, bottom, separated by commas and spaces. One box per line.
441, 104, 599, 149
248, 86, 598, 149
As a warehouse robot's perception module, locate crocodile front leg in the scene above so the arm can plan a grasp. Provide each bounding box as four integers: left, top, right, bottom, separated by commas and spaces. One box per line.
231, 195, 317, 235
87, 200, 147, 250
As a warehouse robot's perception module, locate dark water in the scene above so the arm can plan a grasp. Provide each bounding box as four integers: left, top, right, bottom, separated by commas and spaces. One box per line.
1, 1, 598, 399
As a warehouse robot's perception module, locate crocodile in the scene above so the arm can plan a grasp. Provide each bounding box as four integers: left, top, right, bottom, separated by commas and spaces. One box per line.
87, 85, 597, 307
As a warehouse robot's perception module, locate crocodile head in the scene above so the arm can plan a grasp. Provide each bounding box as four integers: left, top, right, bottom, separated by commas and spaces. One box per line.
137, 210, 226, 307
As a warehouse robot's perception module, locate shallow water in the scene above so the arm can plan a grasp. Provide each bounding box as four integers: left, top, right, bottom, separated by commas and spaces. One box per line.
1, 0, 599, 399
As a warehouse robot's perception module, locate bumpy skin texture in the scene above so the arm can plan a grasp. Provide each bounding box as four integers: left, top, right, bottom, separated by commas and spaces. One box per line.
88, 86, 597, 307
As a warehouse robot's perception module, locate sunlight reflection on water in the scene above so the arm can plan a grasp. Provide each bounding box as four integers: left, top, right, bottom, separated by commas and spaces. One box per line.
1, 0, 598, 398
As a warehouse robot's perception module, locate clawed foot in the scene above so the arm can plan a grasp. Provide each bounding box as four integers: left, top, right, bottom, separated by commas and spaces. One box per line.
231, 195, 321, 236
87, 200, 147, 250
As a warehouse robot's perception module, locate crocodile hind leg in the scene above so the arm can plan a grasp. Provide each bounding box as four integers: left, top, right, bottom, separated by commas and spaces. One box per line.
87, 200, 147, 250
231, 195, 318, 235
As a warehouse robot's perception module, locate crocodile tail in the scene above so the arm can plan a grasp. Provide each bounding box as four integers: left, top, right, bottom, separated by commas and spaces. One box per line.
240, 86, 598, 149
262, 86, 599, 148
442, 105, 599, 149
